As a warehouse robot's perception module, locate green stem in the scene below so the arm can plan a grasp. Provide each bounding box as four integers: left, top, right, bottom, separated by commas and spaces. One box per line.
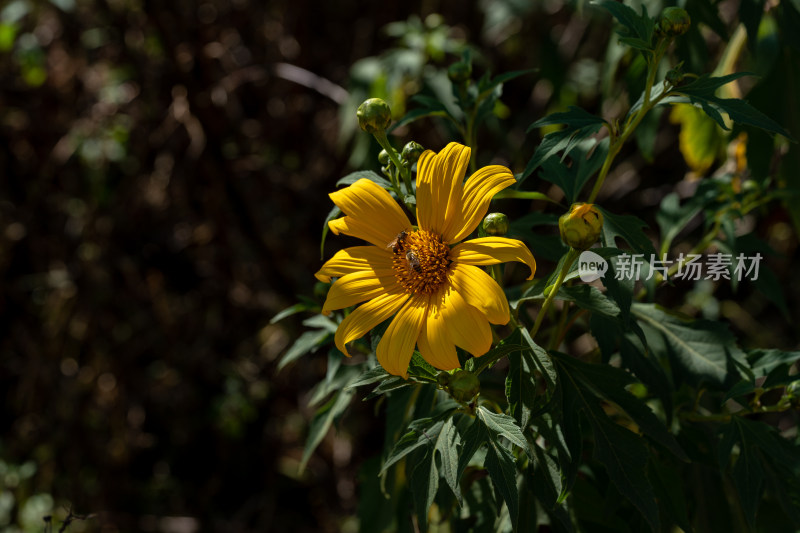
587, 39, 670, 204
531, 248, 580, 339
373, 129, 413, 198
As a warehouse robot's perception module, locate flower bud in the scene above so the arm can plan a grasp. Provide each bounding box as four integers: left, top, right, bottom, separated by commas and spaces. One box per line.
378, 149, 390, 166
559, 203, 604, 250
401, 141, 424, 165
447, 370, 480, 403
356, 98, 392, 134
482, 212, 509, 237
447, 61, 472, 84
665, 67, 685, 86
656, 7, 691, 37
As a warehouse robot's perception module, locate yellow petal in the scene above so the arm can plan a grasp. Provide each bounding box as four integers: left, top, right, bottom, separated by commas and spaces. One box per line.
334, 290, 410, 354
447, 165, 515, 243
450, 237, 536, 280
438, 287, 492, 356
329, 179, 412, 247
416, 143, 471, 235
418, 291, 460, 371
322, 269, 398, 314
315, 246, 394, 283
377, 293, 429, 378
448, 263, 510, 325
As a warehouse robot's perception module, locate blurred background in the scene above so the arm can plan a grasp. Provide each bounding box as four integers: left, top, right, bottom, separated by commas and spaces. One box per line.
1, 0, 798, 531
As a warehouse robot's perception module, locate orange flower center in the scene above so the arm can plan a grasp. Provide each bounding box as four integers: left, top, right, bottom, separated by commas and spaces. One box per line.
391, 230, 451, 294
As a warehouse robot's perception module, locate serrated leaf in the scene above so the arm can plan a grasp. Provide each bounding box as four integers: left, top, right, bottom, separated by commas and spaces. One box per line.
656, 189, 715, 254
411, 448, 439, 531
278, 329, 330, 371
300, 387, 355, 472
597, 207, 656, 255
540, 137, 609, 204
557, 284, 620, 317
595, 0, 655, 52
381, 417, 444, 474
733, 439, 763, 527
484, 439, 520, 528
408, 351, 439, 382
476, 406, 528, 452
457, 415, 489, 480
519, 123, 606, 184
345, 365, 390, 390
558, 359, 660, 531
747, 348, 800, 377
633, 303, 747, 388
364, 376, 415, 400
309, 363, 362, 407
528, 105, 608, 130
335, 170, 394, 189
649, 459, 692, 533
505, 350, 535, 430
671, 73, 795, 139
435, 417, 462, 503
320, 205, 341, 259
555, 354, 688, 461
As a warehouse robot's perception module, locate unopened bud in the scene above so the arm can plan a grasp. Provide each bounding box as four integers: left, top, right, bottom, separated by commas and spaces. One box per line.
482, 213, 510, 236
447, 370, 480, 403
559, 203, 604, 250
666, 67, 685, 86
356, 98, 392, 134
656, 7, 691, 37
401, 141, 424, 165
447, 61, 472, 84
378, 149, 390, 166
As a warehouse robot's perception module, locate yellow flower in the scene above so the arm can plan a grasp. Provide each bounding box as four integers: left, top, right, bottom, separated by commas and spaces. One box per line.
316, 142, 536, 378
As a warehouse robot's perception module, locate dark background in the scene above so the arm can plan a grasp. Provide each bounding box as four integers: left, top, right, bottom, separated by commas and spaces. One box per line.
1, 0, 798, 531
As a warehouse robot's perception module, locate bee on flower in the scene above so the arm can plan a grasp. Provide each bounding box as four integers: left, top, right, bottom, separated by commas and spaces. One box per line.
315, 142, 536, 378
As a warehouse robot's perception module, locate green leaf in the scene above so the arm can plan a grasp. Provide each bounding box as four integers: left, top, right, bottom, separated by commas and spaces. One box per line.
435, 417, 462, 503
300, 387, 355, 472
557, 284, 620, 317
308, 362, 362, 407
505, 345, 536, 430
345, 365, 390, 390
656, 189, 715, 254
633, 303, 747, 388
457, 415, 489, 480
335, 169, 394, 189
561, 364, 660, 530
748, 348, 800, 377
670, 73, 795, 139
320, 205, 341, 259
732, 438, 763, 527
528, 105, 608, 130
530, 445, 573, 530
381, 417, 444, 474
668, 103, 726, 174
410, 448, 439, 531
476, 406, 528, 452
597, 207, 656, 255
364, 376, 415, 400
270, 302, 311, 324
519, 109, 607, 184
595, 0, 655, 52
408, 352, 439, 382
649, 459, 692, 533
540, 137, 609, 204
484, 440, 520, 529
277, 329, 330, 371
554, 354, 688, 461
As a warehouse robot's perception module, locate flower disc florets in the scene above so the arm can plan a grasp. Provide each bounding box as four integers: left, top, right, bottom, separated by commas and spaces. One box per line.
391, 229, 452, 294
